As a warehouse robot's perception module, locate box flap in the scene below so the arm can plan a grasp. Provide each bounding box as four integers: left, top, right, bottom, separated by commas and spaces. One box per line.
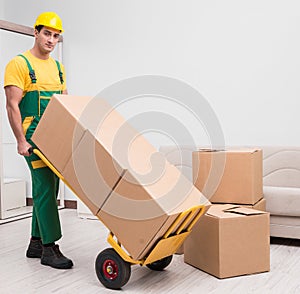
225, 148, 261, 154
195, 148, 261, 154
224, 206, 266, 216
196, 148, 225, 152
206, 204, 238, 218
206, 204, 266, 218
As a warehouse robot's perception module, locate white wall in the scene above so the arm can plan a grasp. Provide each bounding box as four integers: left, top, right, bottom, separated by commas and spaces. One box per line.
2, 0, 300, 199
0, 1, 3, 19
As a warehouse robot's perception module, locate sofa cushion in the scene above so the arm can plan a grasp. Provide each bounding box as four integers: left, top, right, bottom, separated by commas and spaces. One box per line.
269, 215, 300, 239
264, 186, 300, 216
270, 215, 300, 226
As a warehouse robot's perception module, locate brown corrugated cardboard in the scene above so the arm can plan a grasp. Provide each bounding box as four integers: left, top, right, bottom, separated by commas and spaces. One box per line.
184, 204, 270, 278
63, 130, 124, 215
244, 197, 266, 211
32, 94, 161, 175
177, 198, 266, 256
98, 164, 210, 260
32, 94, 210, 261
32, 95, 129, 215
32, 94, 165, 214
213, 198, 266, 212
193, 149, 263, 204
31, 95, 93, 172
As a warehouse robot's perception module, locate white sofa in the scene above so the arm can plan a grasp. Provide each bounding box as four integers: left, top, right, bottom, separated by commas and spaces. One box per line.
262, 147, 300, 239
159, 145, 300, 239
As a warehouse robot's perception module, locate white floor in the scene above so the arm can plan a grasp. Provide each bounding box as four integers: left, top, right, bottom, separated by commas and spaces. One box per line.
0, 209, 299, 294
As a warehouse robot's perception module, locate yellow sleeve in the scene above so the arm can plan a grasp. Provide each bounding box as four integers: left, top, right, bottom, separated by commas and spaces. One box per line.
4, 56, 27, 90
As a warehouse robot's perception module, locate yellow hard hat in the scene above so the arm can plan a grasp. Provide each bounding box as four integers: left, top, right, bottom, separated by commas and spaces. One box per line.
34, 12, 64, 32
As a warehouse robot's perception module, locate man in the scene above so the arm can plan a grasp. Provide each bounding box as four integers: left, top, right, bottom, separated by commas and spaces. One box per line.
4, 12, 73, 269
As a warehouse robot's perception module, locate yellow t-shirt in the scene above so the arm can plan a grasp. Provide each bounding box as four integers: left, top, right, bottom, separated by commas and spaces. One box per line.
4, 50, 67, 96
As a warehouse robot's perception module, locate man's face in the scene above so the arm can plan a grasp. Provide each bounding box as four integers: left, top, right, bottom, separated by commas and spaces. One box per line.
35, 26, 61, 54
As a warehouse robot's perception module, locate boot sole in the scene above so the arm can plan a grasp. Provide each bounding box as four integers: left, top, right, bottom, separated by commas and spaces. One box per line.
41, 259, 73, 269
26, 254, 42, 258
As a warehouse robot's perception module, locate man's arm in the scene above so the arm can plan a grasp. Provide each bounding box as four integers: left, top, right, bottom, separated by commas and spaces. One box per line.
5, 85, 32, 156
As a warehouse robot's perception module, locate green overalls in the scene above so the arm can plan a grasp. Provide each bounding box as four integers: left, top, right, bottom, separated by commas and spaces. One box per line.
19, 54, 64, 244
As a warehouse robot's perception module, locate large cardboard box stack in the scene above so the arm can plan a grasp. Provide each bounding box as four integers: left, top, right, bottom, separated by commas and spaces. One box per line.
184, 149, 270, 277
32, 94, 210, 260
184, 204, 270, 278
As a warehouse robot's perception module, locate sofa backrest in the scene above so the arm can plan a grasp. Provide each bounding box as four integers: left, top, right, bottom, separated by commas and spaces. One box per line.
159, 145, 194, 181
262, 146, 300, 188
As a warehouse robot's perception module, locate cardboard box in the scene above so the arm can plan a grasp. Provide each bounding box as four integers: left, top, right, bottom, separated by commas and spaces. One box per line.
32, 94, 163, 176
98, 164, 210, 260
193, 149, 263, 205
32, 95, 132, 214
184, 204, 270, 278
32, 95, 92, 173
176, 197, 266, 256
32, 94, 210, 260
32, 94, 163, 214
63, 130, 124, 214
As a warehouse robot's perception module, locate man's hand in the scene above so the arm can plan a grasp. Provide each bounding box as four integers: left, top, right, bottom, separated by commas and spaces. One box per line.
17, 141, 32, 156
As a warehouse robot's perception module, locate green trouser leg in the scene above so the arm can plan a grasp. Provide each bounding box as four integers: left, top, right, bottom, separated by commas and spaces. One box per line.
25, 144, 62, 245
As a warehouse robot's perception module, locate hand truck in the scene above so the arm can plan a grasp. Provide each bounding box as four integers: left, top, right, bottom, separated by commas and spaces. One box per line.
31, 148, 206, 289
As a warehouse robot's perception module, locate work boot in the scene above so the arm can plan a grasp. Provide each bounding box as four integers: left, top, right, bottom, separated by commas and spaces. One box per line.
41, 244, 73, 269
26, 239, 42, 258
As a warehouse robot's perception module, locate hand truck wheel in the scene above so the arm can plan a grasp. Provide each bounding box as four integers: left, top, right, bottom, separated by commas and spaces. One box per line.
95, 248, 131, 289
146, 255, 173, 271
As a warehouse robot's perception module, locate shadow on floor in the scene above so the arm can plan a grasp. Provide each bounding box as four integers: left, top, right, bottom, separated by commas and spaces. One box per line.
270, 236, 300, 247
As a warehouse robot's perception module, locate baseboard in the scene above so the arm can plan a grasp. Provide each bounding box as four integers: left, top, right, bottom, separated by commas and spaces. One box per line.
26, 198, 77, 209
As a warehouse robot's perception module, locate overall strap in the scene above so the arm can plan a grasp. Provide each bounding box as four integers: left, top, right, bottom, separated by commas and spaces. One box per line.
55, 60, 64, 84
18, 54, 37, 84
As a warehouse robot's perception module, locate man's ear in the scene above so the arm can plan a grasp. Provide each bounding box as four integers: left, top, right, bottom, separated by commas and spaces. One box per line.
34, 29, 39, 38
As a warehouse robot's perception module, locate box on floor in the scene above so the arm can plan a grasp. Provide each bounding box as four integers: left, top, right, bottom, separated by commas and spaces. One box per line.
184, 204, 270, 279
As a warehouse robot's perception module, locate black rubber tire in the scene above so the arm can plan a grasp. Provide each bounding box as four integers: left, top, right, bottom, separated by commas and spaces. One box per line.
95, 248, 131, 289
146, 255, 173, 271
